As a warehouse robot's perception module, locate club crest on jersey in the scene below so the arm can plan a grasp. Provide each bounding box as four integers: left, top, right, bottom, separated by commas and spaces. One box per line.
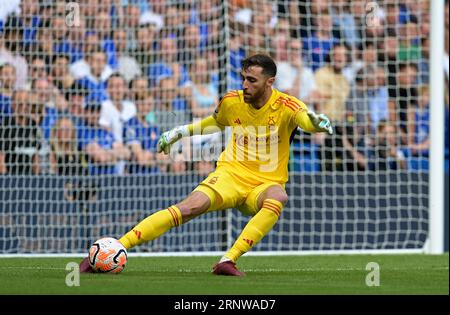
268, 116, 276, 126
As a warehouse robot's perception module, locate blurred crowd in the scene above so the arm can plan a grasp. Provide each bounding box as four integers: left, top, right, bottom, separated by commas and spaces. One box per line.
0, 0, 449, 177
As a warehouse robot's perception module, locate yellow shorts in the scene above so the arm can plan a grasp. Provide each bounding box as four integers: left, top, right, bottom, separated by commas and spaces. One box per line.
193, 166, 285, 216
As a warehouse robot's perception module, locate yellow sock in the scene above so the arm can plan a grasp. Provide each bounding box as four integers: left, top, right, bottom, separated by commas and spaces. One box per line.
225, 199, 283, 262
119, 206, 182, 250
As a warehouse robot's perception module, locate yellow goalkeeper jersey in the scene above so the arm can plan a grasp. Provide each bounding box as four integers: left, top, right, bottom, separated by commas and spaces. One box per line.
213, 89, 317, 185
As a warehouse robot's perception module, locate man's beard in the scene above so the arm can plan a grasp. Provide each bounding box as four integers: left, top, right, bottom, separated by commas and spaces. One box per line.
243, 89, 264, 105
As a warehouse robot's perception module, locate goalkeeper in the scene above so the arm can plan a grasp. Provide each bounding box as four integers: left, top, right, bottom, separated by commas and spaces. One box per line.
80, 54, 333, 276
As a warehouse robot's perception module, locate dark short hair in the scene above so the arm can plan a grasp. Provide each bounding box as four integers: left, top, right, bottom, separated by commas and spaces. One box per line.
66, 81, 89, 98
399, 62, 418, 72
241, 54, 277, 77
106, 72, 126, 85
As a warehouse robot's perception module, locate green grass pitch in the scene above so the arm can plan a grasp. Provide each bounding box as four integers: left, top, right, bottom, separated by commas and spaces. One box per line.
0, 254, 447, 295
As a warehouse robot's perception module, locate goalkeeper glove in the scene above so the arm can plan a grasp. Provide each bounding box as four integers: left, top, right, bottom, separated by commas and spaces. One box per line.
307, 110, 333, 135
157, 125, 190, 154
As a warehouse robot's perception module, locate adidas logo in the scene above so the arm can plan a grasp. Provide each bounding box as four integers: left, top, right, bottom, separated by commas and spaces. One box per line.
243, 238, 254, 246
133, 229, 142, 240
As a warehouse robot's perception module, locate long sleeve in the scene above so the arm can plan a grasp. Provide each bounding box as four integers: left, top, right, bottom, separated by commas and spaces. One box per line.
293, 109, 319, 133
188, 115, 225, 136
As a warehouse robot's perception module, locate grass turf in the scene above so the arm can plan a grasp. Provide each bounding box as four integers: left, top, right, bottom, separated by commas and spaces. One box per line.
0, 254, 447, 295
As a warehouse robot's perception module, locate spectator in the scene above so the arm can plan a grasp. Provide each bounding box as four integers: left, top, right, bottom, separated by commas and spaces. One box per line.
0, 16, 28, 89
331, 0, 361, 49
139, 0, 166, 32
132, 23, 158, 69
148, 36, 190, 87
367, 120, 407, 171
178, 24, 202, 67
388, 62, 418, 146
64, 81, 88, 123
0, 1, 20, 28
51, 54, 75, 97
384, 2, 409, 35
32, 77, 62, 133
228, 35, 246, 90
233, 0, 277, 32
397, 19, 422, 62
31, 78, 62, 173
0, 63, 15, 118
274, 38, 317, 104
283, 0, 328, 39
162, 5, 183, 38
271, 18, 291, 62
30, 20, 54, 64
186, 58, 219, 118
154, 76, 190, 130
123, 97, 160, 174
370, 66, 390, 132
129, 75, 150, 102
52, 15, 83, 63
50, 117, 88, 176
347, 65, 389, 135
39, 1, 62, 26
198, 1, 221, 48
202, 49, 220, 89
314, 43, 351, 123
67, 13, 87, 55
417, 37, 430, 85
33, 77, 67, 115
0, 62, 16, 100
408, 85, 430, 157
78, 101, 131, 175
379, 29, 399, 96
123, 4, 141, 51
0, 90, 41, 175
243, 20, 271, 55
71, 46, 113, 102
345, 41, 378, 84
302, 12, 339, 71
19, 0, 41, 46
112, 29, 142, 83
322, 114, 368, 172
90, 11, 118, 69
27, 56, 49, 89
99, 73, 137, 143
345, 68, 369, 134
70, 43, 113, 79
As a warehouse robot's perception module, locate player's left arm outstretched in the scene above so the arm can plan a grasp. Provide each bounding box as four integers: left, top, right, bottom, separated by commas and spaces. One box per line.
157, 115, 225, 154
293, 102, 334, 135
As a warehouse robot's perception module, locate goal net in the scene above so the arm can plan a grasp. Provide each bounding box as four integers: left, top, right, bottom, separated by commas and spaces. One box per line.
0, 0, 444, 255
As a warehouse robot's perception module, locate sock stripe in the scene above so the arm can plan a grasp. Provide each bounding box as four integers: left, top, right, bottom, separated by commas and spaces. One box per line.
265, 207, 281, 217
265, 200, 283, 209
263, 203, 281, 216
167, 207, 180, 227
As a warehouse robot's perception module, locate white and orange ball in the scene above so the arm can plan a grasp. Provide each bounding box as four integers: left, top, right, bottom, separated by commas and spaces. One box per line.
88, 237, 128, 274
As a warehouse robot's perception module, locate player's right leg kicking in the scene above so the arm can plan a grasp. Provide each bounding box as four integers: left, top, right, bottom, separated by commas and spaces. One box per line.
79, 191, 212, 273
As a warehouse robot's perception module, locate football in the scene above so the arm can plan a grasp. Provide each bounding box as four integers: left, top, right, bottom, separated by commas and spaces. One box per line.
88, 237, 128, 273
